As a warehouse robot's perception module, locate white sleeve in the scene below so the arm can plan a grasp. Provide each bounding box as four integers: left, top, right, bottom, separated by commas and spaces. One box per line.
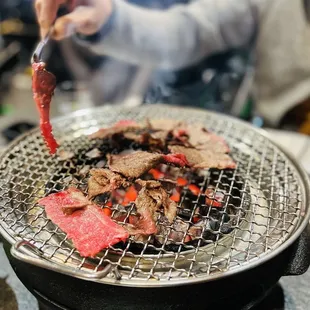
79, 0, 262, 70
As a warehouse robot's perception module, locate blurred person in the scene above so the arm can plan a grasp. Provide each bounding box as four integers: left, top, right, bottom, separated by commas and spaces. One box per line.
254, 0, 310, 129
34, 0, 310, 128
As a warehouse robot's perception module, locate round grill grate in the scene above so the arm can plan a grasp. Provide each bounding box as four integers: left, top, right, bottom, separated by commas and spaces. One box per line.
0, 105, 309, 287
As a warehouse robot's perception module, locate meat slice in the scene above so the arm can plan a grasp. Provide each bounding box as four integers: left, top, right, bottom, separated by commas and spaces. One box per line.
89, 120, 140, 140
127, 180, 177, 237
136, 179, 177, 223
127, 180, 178, 237
150, 130, 170, 142
130, 188, 158, 236
39, 188, 128, 257
32, 62, 58, 154
88, 168, 130, 199
147, 119, 186, 146
168, 145, 236, 169
39, 187, 89, 215
123, 130, 167, 151
163, 153, 189, 167
108, 151, 163, 178
180, 124, 230, 153
147, 119, 183, 132
85, 148, 102, 159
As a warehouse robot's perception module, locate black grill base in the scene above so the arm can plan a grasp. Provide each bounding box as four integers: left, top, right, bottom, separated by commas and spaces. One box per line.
36, 283, 285, 310
3, 234, 307, 310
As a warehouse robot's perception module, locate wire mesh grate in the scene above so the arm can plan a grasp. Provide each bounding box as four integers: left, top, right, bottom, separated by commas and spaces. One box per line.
0, 105, 308, 286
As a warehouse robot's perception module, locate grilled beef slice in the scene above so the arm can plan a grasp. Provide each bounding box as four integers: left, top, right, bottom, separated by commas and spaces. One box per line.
147, 119, 183, 132
175, 124, 230, 153
108, 151, 163, 178
123, 130, 167, 151
88, 168, 130, 199
136, 179, 177, 223
126, 180, 178, 237
168, 145, 236, 169
89, 120, 140, 140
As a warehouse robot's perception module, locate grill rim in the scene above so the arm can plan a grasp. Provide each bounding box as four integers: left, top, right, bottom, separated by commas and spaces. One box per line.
0, 104, 310, 287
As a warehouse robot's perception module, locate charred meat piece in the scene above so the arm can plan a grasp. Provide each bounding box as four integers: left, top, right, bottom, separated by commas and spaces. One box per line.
178, 124, 230, 153
129, 185, 159, 236
150, 130, 171, 142
128, 180, 178, 237
89, 120, 140, 140
32, 62, 58, 154
88, 168, 130, 199
136, 179, 177, 223
147, 119, 183, 132
39, 188, 129, 257
169, 218, 190, 243
147, 119, 186, 146
123, 131, 166, 151
108, 151, 163, 178
168, 145, 236, 169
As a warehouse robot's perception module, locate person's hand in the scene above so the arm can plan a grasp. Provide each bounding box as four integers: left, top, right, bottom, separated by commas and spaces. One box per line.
35, 0, 113, 40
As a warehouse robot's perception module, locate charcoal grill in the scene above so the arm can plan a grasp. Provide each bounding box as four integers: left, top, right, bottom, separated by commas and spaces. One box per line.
0, 104, 310, 310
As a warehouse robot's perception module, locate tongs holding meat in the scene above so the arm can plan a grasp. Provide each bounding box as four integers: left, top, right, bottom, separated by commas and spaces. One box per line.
31, 31, 59, 154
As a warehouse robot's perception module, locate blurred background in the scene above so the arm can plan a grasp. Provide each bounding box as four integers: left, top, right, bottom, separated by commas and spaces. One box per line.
1, 0, 310, 140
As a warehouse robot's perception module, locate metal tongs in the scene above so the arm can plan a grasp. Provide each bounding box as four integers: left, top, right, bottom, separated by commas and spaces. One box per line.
31, 29, 52, 63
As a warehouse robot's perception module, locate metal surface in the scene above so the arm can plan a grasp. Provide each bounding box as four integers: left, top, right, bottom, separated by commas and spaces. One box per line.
31, 30, 51, 63
0, 104, 309, 287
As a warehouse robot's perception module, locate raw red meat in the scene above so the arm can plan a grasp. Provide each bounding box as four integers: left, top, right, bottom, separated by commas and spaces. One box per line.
38, 188, 129, 257
32, 62, 58, 154
41, 187, 90, 215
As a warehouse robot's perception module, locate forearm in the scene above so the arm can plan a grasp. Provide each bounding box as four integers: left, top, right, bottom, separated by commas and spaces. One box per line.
78, 0, 261, 70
